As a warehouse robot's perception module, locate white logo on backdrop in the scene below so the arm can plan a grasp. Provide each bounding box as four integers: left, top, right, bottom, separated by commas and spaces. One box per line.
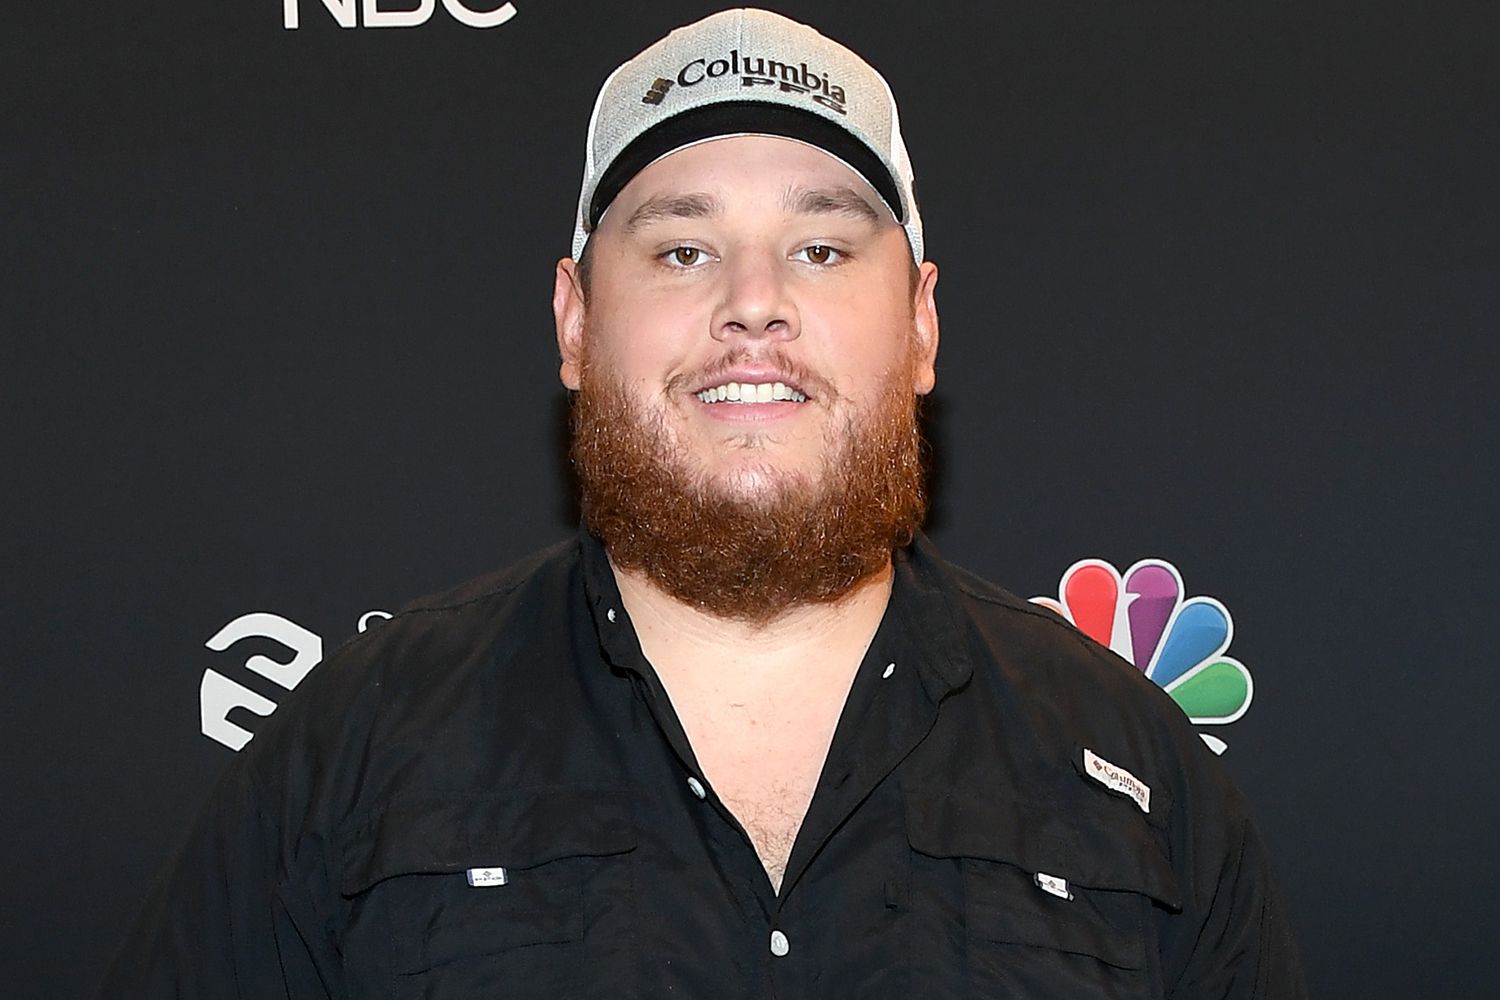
200, 610, 391, 750
284, 0, 520, 29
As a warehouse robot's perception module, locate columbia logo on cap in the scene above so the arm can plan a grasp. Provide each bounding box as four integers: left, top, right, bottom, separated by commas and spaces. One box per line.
664, 50, 849, 115
641, 78, 674, 105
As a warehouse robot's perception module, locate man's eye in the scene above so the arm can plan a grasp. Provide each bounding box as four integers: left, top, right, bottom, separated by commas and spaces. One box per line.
794, 244, 843, 265
663, 246, 708, 267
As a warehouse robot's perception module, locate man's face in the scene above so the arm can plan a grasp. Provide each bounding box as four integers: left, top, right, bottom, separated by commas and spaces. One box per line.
555, 135, 939, 500
553, 134, 940, 621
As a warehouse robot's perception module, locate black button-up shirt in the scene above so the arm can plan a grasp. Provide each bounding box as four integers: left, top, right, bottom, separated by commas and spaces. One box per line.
102, 530, 1306, 998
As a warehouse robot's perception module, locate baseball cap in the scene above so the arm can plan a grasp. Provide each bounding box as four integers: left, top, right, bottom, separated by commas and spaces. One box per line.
570, 8, 924, 264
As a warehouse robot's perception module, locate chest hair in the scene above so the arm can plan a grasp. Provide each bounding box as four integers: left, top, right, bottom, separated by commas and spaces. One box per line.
694, 725, 836, 894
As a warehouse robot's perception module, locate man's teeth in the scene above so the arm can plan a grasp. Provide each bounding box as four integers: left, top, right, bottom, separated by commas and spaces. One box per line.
695, 381, 808, 404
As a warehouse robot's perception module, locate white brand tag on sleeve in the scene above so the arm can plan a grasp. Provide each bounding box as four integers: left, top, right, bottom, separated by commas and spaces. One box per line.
1083, 748, 1151, 814
466, 866, 509, 887
1034, 872, 1073, 900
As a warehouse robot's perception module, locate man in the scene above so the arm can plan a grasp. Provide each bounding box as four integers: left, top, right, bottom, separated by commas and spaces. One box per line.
102, 9, 1306, 998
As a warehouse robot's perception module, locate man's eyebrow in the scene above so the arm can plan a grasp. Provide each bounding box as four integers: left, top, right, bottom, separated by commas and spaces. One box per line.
621, 192, 724, 233
779, 185, 883, 224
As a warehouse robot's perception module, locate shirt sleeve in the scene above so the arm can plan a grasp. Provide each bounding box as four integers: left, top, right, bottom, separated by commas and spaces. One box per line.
96, 753, 346, 1000
1167, 804, 1309, 999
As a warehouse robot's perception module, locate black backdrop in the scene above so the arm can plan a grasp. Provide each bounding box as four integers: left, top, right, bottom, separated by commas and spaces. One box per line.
5, 1, 1497, 996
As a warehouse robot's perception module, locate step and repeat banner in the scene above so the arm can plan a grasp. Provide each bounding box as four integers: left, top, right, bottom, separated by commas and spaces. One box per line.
5, 1, 1494, 996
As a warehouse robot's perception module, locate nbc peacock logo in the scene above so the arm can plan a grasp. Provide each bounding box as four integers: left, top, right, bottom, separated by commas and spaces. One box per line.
1031, 560, 1253, 755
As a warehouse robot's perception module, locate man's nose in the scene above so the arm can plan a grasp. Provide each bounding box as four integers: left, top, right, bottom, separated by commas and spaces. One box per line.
710, 251, 800, 344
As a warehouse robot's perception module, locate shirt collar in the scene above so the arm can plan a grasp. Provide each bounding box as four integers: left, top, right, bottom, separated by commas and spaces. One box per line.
578, 526, 644, 675
577, 524, 974, 700
885, 533, 976, 702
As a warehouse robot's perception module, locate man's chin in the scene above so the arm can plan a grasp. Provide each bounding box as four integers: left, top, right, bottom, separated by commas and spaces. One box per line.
571, 363, 928, 622
699, 461, 815, 503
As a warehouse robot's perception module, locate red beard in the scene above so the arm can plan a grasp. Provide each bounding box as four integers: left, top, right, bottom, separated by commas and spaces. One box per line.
570, 348, 929, 624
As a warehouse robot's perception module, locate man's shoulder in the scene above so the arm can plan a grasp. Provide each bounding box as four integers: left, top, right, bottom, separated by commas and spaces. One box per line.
941, 556, 1070, 632
918, 544, 1207, 782
279, 537, 582, 714
925, 548, 1151, 701
921, 544, 1247, 834
236, 537, 585, 781
388, 536, 580, 621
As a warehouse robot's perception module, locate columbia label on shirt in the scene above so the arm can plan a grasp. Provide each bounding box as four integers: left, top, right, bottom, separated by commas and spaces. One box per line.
1083, 748, 1151, 813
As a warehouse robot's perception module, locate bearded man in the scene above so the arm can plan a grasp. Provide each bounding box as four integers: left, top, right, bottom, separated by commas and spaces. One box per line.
101, 9, 1306, 999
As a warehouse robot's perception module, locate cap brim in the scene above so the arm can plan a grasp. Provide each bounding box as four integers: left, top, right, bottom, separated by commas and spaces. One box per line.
587, 101, 905, 231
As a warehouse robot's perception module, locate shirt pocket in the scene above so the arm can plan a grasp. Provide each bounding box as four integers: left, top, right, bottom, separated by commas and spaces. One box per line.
905, 789, 1180, 999
336, 787, 637, 999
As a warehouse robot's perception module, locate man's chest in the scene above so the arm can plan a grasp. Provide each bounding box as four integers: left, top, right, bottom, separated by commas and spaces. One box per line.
331, 757, 1173, 1000
690, 727, 832, 889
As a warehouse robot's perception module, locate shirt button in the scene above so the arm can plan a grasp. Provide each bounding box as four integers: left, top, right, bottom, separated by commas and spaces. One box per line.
769, 929, 790, 957
881, 661, 896, 679
686, 776, 707, 800
606, 608, 617, 623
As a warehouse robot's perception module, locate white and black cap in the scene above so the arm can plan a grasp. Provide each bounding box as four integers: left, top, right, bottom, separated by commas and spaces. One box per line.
571, 8, 923, 263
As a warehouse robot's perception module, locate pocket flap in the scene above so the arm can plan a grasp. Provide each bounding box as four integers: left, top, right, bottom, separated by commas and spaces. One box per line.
905, 788, 1182, 911
338, 787, 635, 897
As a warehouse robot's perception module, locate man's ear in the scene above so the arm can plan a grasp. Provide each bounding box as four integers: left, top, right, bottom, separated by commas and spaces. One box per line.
911, 260, 940, 395
553, 256, 586, 390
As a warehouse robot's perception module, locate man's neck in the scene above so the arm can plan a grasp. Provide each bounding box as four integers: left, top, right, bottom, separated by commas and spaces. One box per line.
610, 557, 895, 689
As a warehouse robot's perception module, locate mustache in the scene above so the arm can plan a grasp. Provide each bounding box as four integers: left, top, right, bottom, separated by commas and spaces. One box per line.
662, 348, 840, 403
